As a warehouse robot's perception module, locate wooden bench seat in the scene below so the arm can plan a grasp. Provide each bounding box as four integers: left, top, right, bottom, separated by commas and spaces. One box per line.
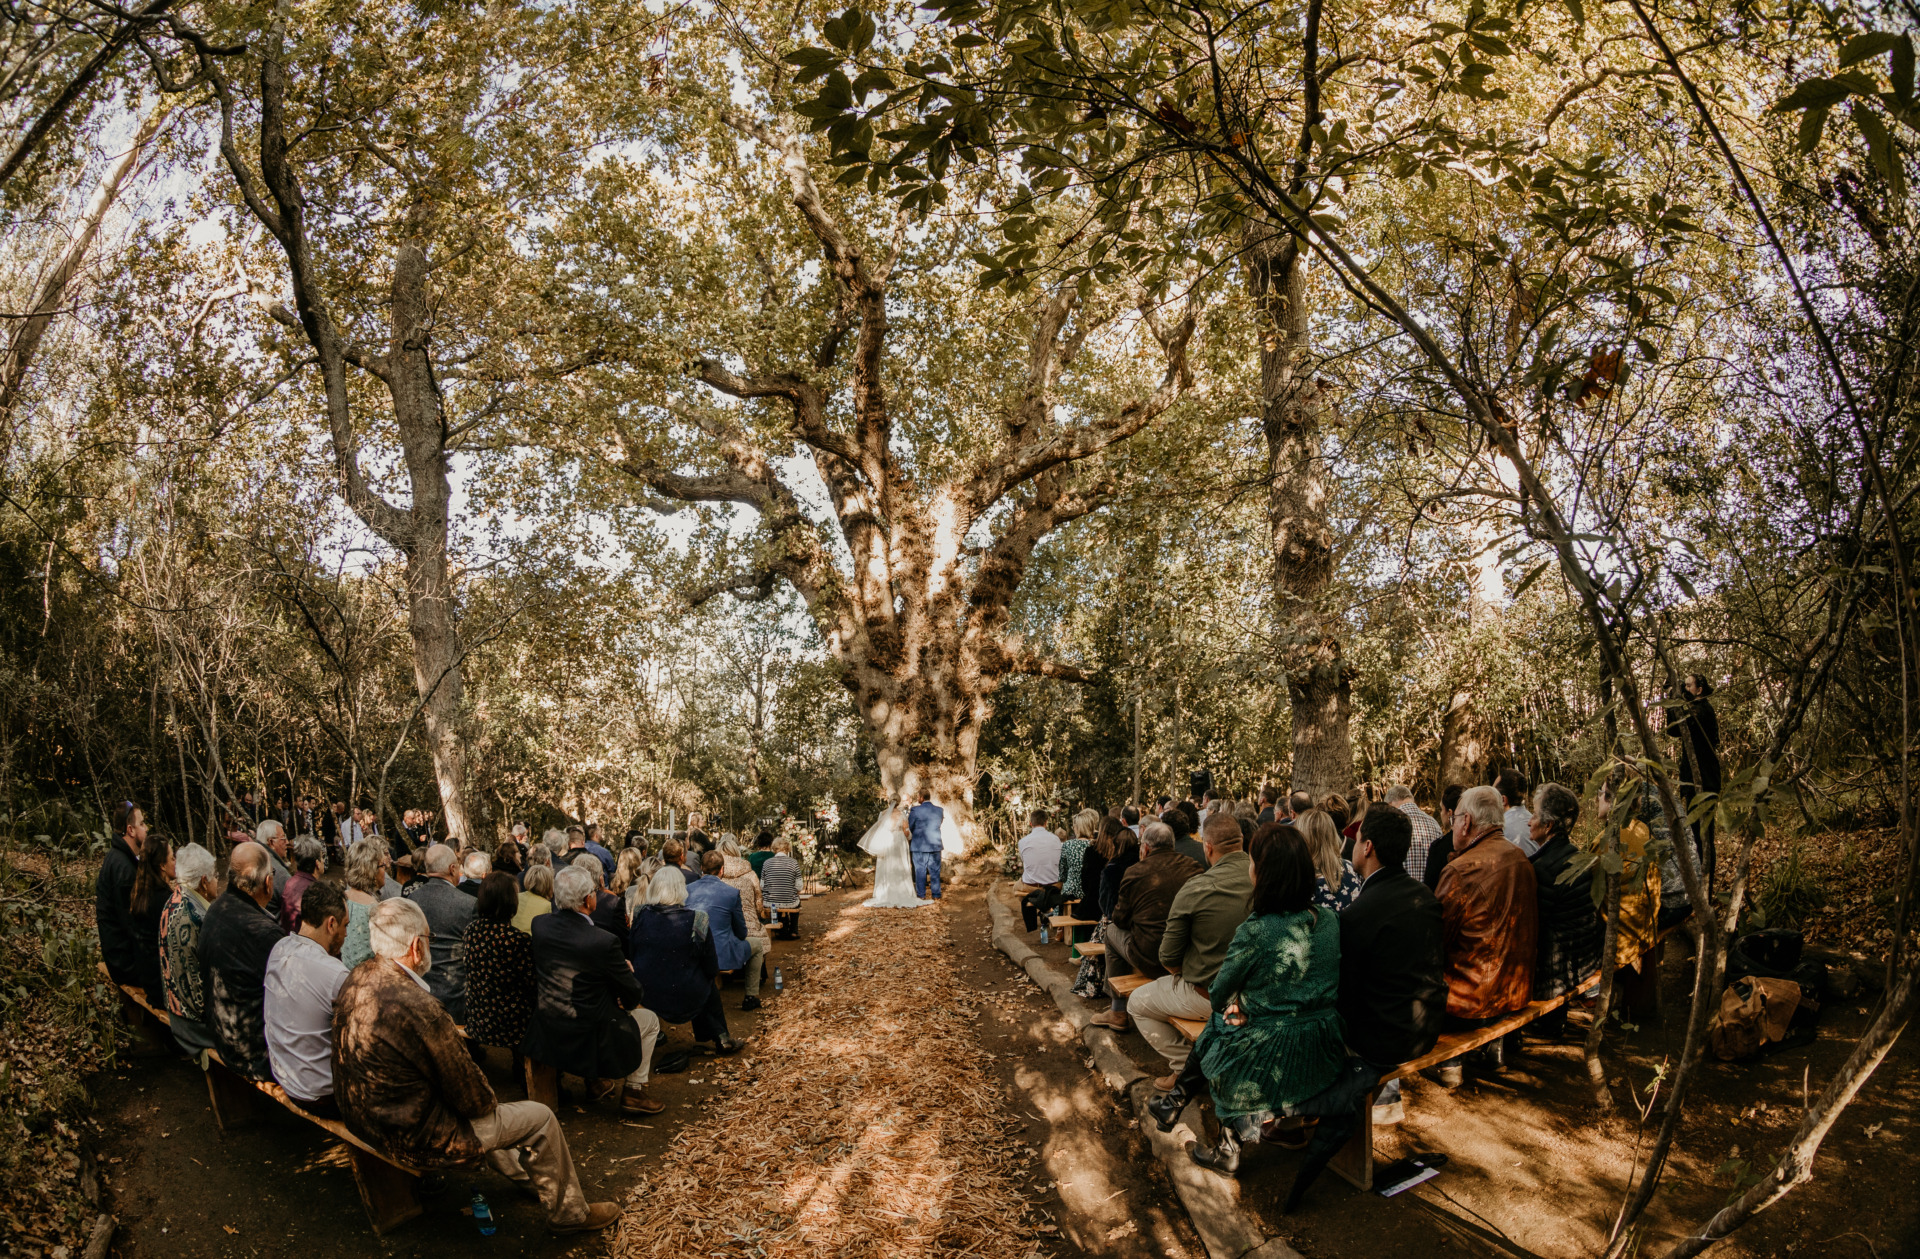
1107, 972, 1151, 998
102, 965, 448, 1235
1047, 915, 1099, 930
1070, 942, 1106, 959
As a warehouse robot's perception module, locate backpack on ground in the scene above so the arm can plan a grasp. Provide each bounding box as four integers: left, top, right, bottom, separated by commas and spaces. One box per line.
1708, 975, 1820, 1061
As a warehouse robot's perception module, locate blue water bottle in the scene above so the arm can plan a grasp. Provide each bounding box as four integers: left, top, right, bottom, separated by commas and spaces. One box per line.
1040, 924, 1050, 944
773, 967, 784, 993
472, 1193, 494, 1236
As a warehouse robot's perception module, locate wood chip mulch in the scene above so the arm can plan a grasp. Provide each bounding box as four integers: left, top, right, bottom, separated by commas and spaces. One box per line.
613, 904, 1051, 1258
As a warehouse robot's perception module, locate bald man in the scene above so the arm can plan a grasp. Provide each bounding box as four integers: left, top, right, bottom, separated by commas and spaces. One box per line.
199, 842, 288, 1079
405, 843, 475, 1020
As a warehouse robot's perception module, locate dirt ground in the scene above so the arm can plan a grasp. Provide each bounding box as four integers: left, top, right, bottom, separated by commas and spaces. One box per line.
1019, 909, 1919, 1259
88, 867, 1200, 1259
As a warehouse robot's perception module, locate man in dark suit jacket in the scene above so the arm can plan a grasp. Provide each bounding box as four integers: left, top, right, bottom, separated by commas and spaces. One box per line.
521, 867, 664, 1114
1339, 805, 1446, 1110
906, 788, 945, 900
406, 844, 475, 1021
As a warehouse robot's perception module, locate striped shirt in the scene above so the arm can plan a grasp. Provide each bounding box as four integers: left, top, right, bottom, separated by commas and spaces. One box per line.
1401, 801, 1444, 883
759, 853, 802, 907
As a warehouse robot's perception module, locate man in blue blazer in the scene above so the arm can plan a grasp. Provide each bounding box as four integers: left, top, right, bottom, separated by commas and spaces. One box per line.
906, 787, 945, 900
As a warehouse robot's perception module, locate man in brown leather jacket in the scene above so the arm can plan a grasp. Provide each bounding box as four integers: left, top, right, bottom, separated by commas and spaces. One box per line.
1090, 822, 1202, 1032
1432, 785, 1539, 1085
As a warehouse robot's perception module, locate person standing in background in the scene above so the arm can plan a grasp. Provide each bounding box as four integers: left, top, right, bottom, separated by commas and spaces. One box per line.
1666, 672, 1723, 892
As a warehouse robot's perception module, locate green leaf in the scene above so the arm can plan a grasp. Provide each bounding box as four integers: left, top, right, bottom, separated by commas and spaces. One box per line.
1893, 36, 1915, 104
1837, 31, 1902, 67
1797, 104, 1831, 153
1772, 77, 1853, 112
1562, 0, 1584, 23
1855, 107, 1906, 197
1511, 559, 1551, 598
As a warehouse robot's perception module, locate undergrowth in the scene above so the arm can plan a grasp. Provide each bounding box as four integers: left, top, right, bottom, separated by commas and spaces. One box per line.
0, 801, 121, 1258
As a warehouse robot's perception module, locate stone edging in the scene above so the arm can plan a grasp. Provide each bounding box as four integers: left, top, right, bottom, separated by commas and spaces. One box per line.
986, 885, 1302, 1259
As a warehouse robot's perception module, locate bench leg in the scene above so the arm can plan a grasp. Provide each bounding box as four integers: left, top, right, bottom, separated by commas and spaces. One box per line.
204, 1059, 262, 1132
526, 1059, 560, 1110
347, 1143, 425, 1235
1328, 1087, 1376, 1191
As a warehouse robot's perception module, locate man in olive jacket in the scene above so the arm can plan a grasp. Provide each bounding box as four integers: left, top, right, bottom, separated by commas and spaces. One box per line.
1129, 811, 1254, 1083
334, 898, 619, 1234
1090, 822, 1202, 1032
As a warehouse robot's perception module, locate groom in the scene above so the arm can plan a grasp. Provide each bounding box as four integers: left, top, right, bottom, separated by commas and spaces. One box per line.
907, 787, 945, 901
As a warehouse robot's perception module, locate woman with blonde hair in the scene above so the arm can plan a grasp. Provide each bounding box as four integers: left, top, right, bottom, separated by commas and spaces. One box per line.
1058, 807, 1103, 906
1296, 808, 1360, 911
341, 838, 390, 967
610, 847, 647, 898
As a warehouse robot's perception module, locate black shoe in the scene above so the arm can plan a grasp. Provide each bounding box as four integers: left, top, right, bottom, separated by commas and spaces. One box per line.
1189, 1128, 1242, 1176
1147, 1088, 1190, 1132
654, 1050, 692, 1075
741, 996, 762, 1012
711, 1035, 743, 1056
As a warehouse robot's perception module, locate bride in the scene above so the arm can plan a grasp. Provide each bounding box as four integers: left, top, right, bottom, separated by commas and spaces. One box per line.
858, 802, 926, 908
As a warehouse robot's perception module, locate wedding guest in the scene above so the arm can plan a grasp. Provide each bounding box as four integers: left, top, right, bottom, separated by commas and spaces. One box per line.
200, 843, 285, 1080
1297, 809, 1360, 911
342, 839, 388, 968
127, 825, 175, 1008
160, 842, 221, 1054
716, 838, 771, 1009
626, 868, 741, 1056
335, 897, 623, 1232
1017, 809, 1064, 932
264, 881, 350, 1115
514, 863, 555, 934
463, 873, 535, 1058
523, 867, 664, 1115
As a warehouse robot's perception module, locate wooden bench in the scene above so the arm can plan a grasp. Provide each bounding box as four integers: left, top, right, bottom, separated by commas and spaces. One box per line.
1156, 968, 1609, 1191
1047, 915, 1099, 930
102, 965, 449, 1235
770, 905, 801, 939
1108, 972, 1151, 998
1070, 941, 1106, 961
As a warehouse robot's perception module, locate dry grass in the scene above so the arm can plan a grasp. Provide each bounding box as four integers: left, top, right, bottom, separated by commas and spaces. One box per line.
613, 902, 1049, 1258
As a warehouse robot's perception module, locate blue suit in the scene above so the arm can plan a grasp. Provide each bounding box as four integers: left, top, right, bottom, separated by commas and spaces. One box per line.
685, 876, 750, 971
907, 801, 945, 900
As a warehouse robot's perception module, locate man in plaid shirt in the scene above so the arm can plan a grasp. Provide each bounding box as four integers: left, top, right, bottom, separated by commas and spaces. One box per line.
1386, 785, 1444, 883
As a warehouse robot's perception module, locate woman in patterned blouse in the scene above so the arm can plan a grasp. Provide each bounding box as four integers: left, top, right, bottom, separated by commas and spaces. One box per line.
461, 873, 534, 1054
1298, 808, 1361, 911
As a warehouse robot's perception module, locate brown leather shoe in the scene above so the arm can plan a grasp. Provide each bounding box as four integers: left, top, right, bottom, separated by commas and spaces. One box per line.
1088, 1011, 1131, 1032
1153, 1072, 1180, 1092
621, 1088, 665, 1115
550, 1201, 621, 1234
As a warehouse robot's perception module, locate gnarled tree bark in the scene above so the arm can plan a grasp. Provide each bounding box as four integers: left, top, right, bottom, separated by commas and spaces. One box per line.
608, 118, 1197, 844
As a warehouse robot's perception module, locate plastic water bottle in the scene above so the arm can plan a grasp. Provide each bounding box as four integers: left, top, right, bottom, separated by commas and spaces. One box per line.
1040, 925, 1051, 944
773, 967, 784, 993
472, 1193, 494, 1236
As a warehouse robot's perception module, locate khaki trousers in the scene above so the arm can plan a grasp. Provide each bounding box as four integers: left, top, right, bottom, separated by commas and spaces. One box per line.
1128, 974, 1213, 1071
470, 1099, 590, 1226
625, 1006, 661, 1089
743, 936, 770, 997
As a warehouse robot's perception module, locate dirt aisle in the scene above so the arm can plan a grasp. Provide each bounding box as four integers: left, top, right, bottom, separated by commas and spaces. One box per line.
91, 874, 1198, 1259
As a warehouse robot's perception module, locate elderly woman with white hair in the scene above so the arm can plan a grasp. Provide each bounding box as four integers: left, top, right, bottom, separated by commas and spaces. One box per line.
521, 866, 665, 1115
159, 842, 222, 1054
626, 867, 742, 1055
333, 897, 623, 1234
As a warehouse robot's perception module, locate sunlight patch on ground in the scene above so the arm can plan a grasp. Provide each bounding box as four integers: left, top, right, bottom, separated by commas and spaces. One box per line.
615, 905, 1047, 1257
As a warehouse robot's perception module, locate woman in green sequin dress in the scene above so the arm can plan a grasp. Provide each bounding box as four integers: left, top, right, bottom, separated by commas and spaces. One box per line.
1185, 824, 1346, 1172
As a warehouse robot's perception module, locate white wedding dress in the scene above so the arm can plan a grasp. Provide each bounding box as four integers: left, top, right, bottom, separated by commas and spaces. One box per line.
859, 806, 927, 908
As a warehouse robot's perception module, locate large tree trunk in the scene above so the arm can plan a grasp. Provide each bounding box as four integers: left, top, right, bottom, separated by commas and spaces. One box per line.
1247, 224, 1352, 800
615, 119, 1196, 857
387, 246, 473, 844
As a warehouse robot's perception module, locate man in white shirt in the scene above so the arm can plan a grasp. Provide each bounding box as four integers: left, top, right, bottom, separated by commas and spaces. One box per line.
263, 879, 350, 1115
1018, 809, 1064, 932
1496, 771, 1537, 857
1385, 784, 1444, 882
